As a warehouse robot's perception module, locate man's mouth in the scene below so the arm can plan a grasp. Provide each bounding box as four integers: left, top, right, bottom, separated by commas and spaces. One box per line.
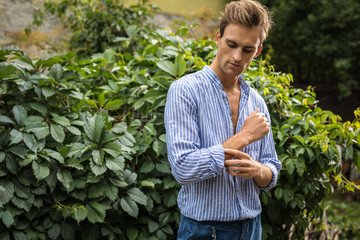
229, 62, 241, 68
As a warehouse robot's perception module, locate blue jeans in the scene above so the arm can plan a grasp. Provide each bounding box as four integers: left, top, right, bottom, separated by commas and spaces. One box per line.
177, 215, 262, 240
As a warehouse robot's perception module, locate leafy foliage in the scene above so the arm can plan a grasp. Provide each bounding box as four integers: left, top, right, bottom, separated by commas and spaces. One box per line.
2, 0, 360, 239
29, 0, 159, 58
260, 0, 360, 98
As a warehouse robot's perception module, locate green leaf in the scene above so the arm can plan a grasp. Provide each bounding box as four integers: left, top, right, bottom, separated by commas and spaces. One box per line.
106, 156, 125, 171
103, 183, 118, 201
159, 211, 172, 227
52, 116, 70, 126
139, 160, 155, 173
42, 86, 57, 98
48, 223, 60, 240
26, 125, 49, 139
293, 135, 305, 145
13, 231, 27, 240
148, 220, 159, 233
109, 177, 128, 188
126, 25, 138, 39
98, 91, 105, 107
66, 125, 81, 135
19, 154, 37, 167
92, 149, 104, 165
43, 149, 64, 163
126, 228, 138, 240
0, 152, 5, 163
124, 169, 137, 185
105, 99, 125, 110
121, 196, 138, 218
274, 187, 283, 200
30, 102, 47, 117
159, 134, 166, 142
72, 203, 87, 224
111, 122, 127, 134
60, 222, 75, 240
175, 54, 186, 77
65, 158, 84, 170
163, 178, 177, 189
84, 115, 105, 143
295, 159, 306, 176
152, 140, 163, 156
156, 61, 175, 77
10, 129, 23, 145
127, 187, 147, 206
45, 170, 57, 193
156, 162, 171, 174
87, 184, 104, 199
163, 190, 177, 207
119, 132, 136, 147
103, 142, 122, 157
13, 105, 27, 125
11, 195, 33, 211
23, 133, 38, 152
90, 162, 107, 176
32, 160, 50, 180
0, 64, 17, 78
86, 201, 107, 223
57, 169, 73, 190
1, 210, 14, 228
0, 115, 15, 125
50, 124, 65, 143
285, 159, 295, 175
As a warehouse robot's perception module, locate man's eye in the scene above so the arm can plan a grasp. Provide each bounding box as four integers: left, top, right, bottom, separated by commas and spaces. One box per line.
227, 43, 237, 48
244, 49, 253, 53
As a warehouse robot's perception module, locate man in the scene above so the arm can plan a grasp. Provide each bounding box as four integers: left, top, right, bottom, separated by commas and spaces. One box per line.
164, 0, 282, 239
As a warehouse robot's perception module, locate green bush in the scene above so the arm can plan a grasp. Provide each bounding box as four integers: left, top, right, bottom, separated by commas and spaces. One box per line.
1, 0, 359, 239
260, 0, 360, 98
29, 0, 158, 58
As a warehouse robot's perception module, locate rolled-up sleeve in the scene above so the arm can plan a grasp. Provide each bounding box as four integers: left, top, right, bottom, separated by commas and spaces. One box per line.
165, 80, 225, 185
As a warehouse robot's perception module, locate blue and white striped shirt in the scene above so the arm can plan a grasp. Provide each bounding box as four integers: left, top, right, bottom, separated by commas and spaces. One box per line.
165, 65, 281, 221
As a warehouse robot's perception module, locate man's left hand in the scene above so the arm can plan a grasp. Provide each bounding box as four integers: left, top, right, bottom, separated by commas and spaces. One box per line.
224, 148, 261, 179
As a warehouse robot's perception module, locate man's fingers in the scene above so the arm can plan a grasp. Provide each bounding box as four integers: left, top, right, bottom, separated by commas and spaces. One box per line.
224, 149, 250, 159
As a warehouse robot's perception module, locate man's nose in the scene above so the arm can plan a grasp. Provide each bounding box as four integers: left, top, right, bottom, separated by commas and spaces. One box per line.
233, 49, 242, 62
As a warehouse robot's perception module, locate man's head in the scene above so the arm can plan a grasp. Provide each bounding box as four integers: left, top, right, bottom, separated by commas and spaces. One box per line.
219, 0, 272, 44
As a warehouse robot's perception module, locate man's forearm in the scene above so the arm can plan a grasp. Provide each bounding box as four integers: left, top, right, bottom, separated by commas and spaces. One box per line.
222, 131, 250, 152
253, 163, 273, 188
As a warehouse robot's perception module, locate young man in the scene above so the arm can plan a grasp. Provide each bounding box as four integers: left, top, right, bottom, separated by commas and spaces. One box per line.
164, 0, 282, 239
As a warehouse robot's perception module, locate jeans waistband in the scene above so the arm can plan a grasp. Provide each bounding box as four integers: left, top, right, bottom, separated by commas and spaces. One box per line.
181, 215, 257, 227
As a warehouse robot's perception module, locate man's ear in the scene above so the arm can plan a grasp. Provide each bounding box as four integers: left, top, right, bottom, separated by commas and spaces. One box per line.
254, 44, 263, 58
215, 30, 221, 46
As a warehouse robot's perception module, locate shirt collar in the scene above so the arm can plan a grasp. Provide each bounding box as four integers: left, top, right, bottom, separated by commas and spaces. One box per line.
202, 65, 250, 95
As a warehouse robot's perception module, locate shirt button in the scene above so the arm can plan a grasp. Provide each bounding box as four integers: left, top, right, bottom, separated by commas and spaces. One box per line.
224, 97, 227, 101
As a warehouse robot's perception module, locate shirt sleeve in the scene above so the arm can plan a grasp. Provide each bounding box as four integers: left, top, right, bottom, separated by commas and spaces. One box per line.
164, 79, 225, 185
257, 104, 282, 191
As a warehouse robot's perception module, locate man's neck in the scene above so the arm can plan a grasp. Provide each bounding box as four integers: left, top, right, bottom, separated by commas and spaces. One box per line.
209, 60, 240, 91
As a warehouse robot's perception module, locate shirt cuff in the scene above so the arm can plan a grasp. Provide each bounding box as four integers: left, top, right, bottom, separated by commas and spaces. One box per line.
208, 144, 225, 174
259, 162, 279, 191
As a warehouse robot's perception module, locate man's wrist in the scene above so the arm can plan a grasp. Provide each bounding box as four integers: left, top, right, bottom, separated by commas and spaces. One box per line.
236, 131, 251, 148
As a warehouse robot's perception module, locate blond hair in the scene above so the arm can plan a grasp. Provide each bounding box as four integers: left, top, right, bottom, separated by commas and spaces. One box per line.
219, 0, 272, 43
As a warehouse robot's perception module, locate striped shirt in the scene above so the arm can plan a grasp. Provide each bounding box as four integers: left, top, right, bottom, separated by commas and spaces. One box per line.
164, 65, 281, 221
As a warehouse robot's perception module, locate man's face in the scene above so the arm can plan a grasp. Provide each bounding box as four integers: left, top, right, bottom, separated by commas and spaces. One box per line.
214, 23, 263, 81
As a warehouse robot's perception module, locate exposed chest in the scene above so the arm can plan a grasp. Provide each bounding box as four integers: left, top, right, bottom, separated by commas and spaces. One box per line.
226, 90, 241, 133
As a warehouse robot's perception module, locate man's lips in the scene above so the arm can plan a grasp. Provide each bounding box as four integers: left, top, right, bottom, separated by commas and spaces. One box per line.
229, 62, 241, 68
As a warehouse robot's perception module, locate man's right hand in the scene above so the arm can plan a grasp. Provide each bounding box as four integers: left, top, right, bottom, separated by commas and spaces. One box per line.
240, 108, 270, 144
222, 108, 270, 157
